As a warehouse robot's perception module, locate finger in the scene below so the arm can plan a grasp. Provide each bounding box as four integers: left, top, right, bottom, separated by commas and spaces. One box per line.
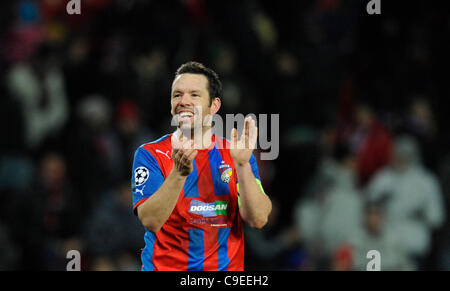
174, 148, 185, 162
173, 133, 188, 150
181, 149, 196, 165
171, 147, 179, 159
179, 136, 193, 150
240, 117, 251, 148
247, 121, 252, 145
186, 149, 198, 162
179, 132, 192, 147
245, 117, 250, 139
179, 153, 190, 165
171, 135, 181, 158
240, 118, 248, 141
244, 117, 251, 148
179, 133, 185, 145
249, 120, 258, 149
230, 128, 238, 149
182, 149, 195, 160
188, 140, 195, 150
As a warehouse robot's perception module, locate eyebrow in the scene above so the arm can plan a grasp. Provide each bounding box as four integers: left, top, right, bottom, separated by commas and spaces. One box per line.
172, 89, 202, 94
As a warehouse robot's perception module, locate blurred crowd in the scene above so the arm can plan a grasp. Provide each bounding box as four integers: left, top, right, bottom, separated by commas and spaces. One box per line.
0, 0, 448, 270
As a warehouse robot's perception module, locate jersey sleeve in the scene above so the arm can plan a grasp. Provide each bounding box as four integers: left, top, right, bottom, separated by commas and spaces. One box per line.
249, 154, 261, 181
131, 146, 165, 215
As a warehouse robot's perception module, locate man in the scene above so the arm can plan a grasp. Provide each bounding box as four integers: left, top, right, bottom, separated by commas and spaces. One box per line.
365, 135, 444, 269
346, 201, 414, 271
131, 61, 272, 271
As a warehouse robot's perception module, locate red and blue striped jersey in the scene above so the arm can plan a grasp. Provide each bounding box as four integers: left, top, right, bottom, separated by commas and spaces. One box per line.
131, 134, 262, 271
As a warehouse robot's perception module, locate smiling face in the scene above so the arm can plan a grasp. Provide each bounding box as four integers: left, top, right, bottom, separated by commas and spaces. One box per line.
171, 73, 220, 131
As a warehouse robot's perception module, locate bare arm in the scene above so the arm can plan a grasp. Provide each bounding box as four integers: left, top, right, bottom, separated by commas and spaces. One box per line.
231, 117, 272, 229
237, 162, 272, 229
137, 135, 197, 233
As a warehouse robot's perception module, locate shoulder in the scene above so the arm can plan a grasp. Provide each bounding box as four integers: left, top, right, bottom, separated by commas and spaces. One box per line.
414, 166, 440, 190
133, 134, 172, 164
133, 135, 173, 172
137, 134, 172, 153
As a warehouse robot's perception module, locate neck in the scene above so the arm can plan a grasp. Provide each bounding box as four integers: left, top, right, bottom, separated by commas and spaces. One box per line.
175, 126, 213, 150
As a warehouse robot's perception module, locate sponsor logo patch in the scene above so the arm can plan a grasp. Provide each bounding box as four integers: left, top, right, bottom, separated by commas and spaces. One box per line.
189, 199, 228, 217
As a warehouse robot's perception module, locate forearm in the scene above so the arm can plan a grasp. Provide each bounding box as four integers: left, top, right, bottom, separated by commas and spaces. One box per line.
237, 162, 272, 229
137, 169, 187, 233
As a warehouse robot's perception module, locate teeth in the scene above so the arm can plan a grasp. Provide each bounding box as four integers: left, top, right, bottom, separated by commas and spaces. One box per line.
179, 112, 193, 118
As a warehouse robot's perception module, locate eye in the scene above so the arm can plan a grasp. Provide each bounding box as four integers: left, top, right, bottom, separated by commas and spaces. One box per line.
173, 93, 181, 98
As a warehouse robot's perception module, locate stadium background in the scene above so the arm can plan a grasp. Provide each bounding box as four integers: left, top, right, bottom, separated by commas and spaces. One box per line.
0, 0, 449, 271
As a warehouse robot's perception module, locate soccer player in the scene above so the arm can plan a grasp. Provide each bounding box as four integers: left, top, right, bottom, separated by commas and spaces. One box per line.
131, 61, 272, 271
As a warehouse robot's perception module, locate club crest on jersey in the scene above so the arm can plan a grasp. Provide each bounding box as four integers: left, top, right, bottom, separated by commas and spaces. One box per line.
219, 161, 232, 184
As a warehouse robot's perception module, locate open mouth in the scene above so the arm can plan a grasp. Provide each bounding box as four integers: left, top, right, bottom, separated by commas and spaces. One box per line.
176, 110, 195, 125
178, 111, 194, 118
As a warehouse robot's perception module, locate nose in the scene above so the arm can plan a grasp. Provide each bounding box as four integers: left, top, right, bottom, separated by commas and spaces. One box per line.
179, 93, 192, 106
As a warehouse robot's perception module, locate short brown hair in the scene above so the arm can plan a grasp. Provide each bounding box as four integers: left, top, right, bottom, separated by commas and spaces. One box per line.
175, 61, 222, 105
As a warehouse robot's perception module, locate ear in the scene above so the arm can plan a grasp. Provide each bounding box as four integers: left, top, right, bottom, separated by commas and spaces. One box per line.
210, 97, 221, 115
